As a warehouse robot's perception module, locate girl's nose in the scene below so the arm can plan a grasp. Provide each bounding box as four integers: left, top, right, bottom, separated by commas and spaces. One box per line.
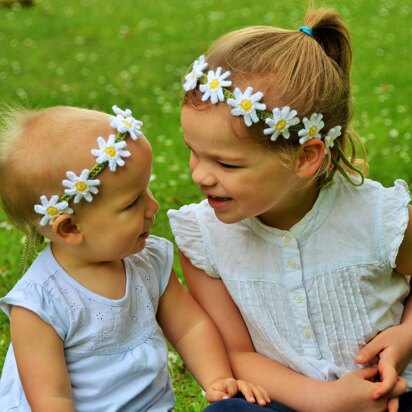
190, 156, 215, 187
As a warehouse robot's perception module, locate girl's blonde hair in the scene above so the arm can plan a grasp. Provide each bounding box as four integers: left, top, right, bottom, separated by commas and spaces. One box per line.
183, 8, 367, 184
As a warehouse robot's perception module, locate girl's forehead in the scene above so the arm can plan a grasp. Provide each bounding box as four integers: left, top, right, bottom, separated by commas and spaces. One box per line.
183, 105, 232, 137
181, 105, 259, 152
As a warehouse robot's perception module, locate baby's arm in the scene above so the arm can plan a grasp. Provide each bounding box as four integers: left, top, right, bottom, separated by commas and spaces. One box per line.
156, 269, 269, 405
179, 251, 406, 412
10, 306, 75, 412
356, 205, 412, 401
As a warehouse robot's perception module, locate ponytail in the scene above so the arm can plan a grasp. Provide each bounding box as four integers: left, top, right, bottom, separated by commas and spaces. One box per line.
304, 8, 352, 76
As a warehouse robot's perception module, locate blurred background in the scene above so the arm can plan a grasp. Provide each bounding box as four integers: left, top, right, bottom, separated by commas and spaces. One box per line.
0, 0, 410, 410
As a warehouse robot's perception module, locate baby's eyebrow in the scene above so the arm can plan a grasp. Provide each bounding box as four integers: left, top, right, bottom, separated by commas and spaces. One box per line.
120, 188, 142, 208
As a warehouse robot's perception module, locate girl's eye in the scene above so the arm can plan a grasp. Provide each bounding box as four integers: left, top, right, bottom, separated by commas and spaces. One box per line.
218, 162, 239, 169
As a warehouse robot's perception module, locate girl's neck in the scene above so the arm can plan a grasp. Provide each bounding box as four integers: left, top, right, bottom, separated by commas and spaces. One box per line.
258, 181, 321, 230
50, 243, 127, 300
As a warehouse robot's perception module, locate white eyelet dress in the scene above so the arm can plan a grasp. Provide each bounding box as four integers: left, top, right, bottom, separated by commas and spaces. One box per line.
0, 236, 175, 412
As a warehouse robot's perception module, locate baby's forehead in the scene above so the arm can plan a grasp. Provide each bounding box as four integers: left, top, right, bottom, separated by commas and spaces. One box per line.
94, 136, 153, 195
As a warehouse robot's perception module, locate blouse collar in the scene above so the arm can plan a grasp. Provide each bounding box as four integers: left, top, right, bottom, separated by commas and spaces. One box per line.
246, 176, 340, 245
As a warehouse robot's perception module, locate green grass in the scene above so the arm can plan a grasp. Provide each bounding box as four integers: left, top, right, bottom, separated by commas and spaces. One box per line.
0, 0, 410, 410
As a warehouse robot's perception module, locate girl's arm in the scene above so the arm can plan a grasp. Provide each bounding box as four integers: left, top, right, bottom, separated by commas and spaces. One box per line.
179, 251, 404, 412
394, 205, 412, 275
156, 269, 269, 405
10, 306, 75, 412
356, 205, 412, 400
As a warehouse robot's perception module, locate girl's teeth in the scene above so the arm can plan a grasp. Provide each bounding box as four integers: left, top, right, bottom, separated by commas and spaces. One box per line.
211, 196, 230, 200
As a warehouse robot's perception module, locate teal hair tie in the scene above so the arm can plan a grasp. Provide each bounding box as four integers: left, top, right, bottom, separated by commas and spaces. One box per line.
299, 26, 313, 37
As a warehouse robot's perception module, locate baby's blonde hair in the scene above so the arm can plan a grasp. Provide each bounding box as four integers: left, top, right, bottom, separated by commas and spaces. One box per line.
0, 105, 111, 238
184, 8, 367, 183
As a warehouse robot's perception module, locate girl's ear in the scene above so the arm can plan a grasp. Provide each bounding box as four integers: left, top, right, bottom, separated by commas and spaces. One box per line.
295, 139, 325, 178
51, 214, 83, 246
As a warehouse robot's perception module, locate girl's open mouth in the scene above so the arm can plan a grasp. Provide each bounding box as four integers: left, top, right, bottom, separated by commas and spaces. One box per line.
207, 195, 233, 210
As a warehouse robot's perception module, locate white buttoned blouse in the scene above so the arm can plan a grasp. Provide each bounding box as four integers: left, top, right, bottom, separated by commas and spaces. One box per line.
168, 176, 412, 384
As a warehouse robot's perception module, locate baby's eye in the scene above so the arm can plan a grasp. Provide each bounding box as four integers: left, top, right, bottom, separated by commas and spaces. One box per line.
218, 162, 239, 169
126, 196, 140, 209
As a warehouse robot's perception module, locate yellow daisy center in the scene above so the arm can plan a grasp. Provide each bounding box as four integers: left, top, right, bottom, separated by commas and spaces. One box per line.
75, 181, 88, 192
105, 147, 117, 158
276, 120, 287, 131
47, 206, 59, 216
240, 99, 253, 112
123, 120, 133, 127
308, 125, 318, 137
209, 79, 220, 90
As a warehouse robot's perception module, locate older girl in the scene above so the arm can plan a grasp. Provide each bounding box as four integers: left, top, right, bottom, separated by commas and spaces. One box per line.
169, 7, 412, 412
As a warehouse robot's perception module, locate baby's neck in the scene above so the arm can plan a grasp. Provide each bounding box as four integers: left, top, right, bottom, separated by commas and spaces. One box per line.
50, 243, 127, 300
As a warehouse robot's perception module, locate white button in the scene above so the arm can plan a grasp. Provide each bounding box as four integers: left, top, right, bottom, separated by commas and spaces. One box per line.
303, 329, 312, 339
288, 258, 297, 268
295, 294, 303, 303
282, 235, 291, 244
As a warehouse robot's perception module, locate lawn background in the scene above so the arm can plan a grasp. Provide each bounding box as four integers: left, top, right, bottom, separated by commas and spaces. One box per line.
0, 0, 410, 410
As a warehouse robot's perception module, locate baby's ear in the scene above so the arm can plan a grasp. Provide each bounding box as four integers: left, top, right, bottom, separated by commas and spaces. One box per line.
295, 139, 325, 178
51, 214, 83, 245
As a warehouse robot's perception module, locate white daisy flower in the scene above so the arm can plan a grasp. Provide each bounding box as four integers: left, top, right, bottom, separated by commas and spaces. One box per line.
183, 55, 208, 91
91, 134, 131, 172
324, 125, 342, 154
199, 67, 232, 104
62, 169, 101, 204
111, 105, 130, 118
227, 87, 267, 127
110, 105, 143, 140
34, 195, 74, 226
263, 106, 300, 141
297, 113, 325, 144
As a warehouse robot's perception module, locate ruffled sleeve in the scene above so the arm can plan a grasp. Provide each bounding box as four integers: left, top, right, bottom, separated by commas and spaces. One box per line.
0, 280, 68, 340
381, 179, 410, 268
168, 203, 220, 278
144, 236, 174, 295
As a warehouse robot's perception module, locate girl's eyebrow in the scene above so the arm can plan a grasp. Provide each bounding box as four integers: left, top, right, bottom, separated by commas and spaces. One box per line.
184, 140, 245, 162
215, 156, 246, 164
183, 136, 246, 162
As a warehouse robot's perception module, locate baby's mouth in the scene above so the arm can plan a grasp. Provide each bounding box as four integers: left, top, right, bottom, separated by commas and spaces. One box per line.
139, 231, 149, 239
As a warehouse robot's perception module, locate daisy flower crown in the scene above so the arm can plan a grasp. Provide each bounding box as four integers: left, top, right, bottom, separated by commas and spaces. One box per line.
34, 105, 143, 226
183, 55, 364, 186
